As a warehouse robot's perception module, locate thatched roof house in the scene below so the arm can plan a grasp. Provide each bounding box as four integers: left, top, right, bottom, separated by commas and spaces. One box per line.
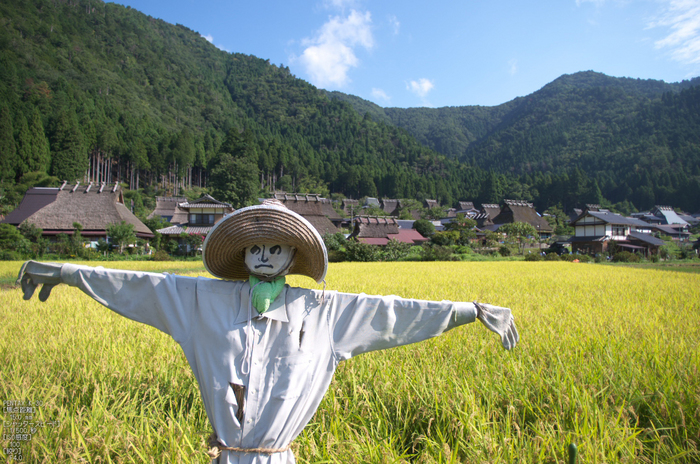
398, 199, 422, 220
480, 203, 501, 220
147, 196, 187, 223
492, 200, 553, 236
272, 193, 339, 236
424, 199, 439, 210
381, 199, 399, 216
342, 199, 360, 216
350, 216, 427, 245
2, 182, 153, 239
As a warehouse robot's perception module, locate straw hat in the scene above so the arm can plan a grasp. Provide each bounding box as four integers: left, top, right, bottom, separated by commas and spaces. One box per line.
202, 201, 328, 283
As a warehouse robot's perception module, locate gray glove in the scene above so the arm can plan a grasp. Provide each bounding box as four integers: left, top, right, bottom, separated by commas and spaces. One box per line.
474, 301, 519, 350
17, 260, 64, 302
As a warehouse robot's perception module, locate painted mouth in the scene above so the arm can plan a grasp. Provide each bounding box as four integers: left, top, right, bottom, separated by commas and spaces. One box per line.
255, 264, 274, 269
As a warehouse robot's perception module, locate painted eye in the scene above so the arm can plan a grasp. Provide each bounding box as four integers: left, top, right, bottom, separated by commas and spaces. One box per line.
270, 245, 281, 255
250, 245, 261, 255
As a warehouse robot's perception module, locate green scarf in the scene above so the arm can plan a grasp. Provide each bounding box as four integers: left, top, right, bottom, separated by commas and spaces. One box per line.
249, 275, 286, 314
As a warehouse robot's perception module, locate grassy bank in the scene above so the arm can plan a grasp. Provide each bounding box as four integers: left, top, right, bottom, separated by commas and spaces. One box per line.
1, 261, 698, 462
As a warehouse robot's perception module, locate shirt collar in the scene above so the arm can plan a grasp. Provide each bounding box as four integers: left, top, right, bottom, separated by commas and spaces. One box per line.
233, 284, 289, 324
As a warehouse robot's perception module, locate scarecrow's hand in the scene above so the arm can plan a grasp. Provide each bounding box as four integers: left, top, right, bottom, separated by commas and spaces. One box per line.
473, 302, 519, 350
17, 260, 63, 302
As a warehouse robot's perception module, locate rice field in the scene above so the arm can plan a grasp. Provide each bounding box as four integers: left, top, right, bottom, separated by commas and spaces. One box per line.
1, 260, 698, 463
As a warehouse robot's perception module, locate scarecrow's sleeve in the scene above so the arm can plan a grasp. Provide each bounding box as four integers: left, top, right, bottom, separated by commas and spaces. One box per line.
328, 292, 479, 361
60, 263, 194, 343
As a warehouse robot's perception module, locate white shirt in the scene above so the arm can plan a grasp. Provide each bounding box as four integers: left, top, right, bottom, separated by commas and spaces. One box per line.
60, 264, 482, 464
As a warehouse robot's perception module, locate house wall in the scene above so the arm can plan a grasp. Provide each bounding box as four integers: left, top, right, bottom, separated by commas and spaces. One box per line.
574, 216, 627, 240
188, 207, 229, 225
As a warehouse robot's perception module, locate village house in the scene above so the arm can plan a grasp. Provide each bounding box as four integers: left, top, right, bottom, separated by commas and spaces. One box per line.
569, 209, 665, 256
349, 216, 428, 245
147, 196, 187, 223
341, 199, 359, 217
480, 203, 502, 222
380, 199, 400, 216
491, 199, 554, 239
2, 182, 153, 242
272, 193, 339, 236
155, 195, 234, 241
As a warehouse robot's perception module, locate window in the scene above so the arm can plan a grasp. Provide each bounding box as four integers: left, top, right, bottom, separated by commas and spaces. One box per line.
612, 225, 626, 236
189, 214, 215, 225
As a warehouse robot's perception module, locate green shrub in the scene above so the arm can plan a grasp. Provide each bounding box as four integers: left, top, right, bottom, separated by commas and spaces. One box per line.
327, 249, 346, 262
498, 245, 512, 257
345, 239, 381, 262
420, 244, 454, 261
612, 251, 641, 263
151, 250, 173, 261
544, 252, 561, 261
524, 253, 543, 261
1, 250, 21, 260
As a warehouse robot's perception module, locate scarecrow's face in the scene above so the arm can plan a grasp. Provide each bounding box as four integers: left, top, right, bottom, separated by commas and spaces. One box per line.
245, 243, 295, 277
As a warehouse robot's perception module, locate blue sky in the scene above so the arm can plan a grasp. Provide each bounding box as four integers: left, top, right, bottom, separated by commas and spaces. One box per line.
112, 0, 700, 108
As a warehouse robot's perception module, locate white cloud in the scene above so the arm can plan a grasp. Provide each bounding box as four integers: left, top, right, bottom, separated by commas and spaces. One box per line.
371, 88, 391, 101
323, 0, 358, 10
650, 0, 700, 65
202, 34, 214, 44
298, 10, 373, 88
406, 78, 434, 98
388, 15, 400, 35
508, 59, 518, 76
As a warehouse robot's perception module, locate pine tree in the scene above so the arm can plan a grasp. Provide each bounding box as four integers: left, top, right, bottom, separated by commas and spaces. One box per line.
28, 109, 51, 173
50, 110, 87, 181
14, 112, 31, 178
0, 106, 17, 181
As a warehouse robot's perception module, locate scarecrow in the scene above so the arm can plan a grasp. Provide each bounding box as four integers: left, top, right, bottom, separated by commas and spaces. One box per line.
18, 201, 519, 464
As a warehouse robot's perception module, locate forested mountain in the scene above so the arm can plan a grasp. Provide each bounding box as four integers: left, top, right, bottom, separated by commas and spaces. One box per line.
1, 0, 699, 217
0, 0, 496, 214
328, 72, 700, 212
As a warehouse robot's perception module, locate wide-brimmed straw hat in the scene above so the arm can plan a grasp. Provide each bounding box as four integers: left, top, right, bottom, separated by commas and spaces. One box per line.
202, 201, 328, 283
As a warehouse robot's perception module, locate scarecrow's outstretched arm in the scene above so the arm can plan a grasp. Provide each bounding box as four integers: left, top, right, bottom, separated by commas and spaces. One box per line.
328, 292, 518, 361
18, 261, 194, 342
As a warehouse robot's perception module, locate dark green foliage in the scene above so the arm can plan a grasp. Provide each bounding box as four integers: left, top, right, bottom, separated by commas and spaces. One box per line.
413, 219, 435, 238
344, 239, 381, 262
50, 110, 87, 181
612, 251, 641, 263
382, 239, 411, 261
524, 252, 543, 261
323, 232, 346, 252
420, 244, 455, 261
0, 223, 25, 249
0, 106, 17, 181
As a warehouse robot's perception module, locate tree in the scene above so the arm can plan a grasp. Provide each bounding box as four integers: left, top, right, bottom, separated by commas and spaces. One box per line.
413, 219, 435, 238
14, 112, 31, 179
107, 221, 137, 254
444, 214, 477, 245
50, 110, 87, 181
498, 222, 539, 255
0, 106, 17, 181
27, 109, 51, 173
0, 223, 25, 250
